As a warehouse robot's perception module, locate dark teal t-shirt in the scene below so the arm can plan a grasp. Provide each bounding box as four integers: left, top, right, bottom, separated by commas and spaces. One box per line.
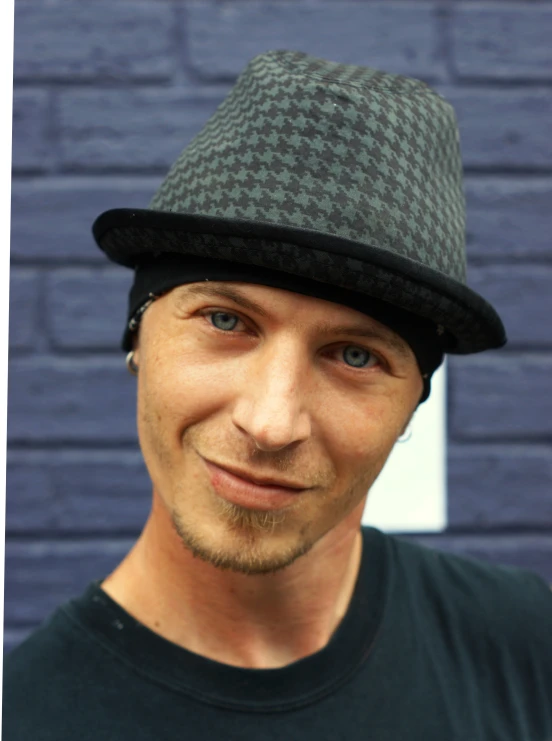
3, 526, 552, 740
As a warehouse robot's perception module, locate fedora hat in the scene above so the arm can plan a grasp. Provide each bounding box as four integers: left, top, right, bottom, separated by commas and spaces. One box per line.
92, 50, 506, 355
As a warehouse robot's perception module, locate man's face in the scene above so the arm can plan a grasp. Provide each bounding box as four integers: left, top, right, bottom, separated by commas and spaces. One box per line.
133, 281, 423, 575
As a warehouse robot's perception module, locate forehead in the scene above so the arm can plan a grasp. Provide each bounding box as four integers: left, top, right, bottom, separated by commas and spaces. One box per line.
171, 281, 413, 362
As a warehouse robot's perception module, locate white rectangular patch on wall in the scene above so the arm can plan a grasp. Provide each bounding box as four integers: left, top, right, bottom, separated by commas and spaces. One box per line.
362, 360, 447, 533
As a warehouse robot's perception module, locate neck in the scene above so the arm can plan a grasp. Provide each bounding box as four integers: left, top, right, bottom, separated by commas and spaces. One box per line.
101, 495, 365, 669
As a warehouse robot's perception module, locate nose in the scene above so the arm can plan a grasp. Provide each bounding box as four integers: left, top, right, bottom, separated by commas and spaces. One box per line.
231, 338, 312, 452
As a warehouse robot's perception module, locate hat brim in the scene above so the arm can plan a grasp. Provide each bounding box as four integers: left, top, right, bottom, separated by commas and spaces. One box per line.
92, 208, 506, 355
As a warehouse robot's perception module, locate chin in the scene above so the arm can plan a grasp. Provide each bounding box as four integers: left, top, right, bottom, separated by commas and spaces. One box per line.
171, 504, 315, 576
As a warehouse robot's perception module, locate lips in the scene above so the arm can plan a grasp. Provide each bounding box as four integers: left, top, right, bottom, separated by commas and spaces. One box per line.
203, 459, 307, 511
204, 460, 307, 490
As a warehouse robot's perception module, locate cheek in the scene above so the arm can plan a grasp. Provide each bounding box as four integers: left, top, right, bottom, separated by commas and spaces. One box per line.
331, 395, 403, 449
136, 336, 237, 456
136, 386, 175, 475
324, 396, 407, 485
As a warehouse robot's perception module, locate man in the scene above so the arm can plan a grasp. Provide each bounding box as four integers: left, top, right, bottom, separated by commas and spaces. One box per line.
4, 50, 552, 739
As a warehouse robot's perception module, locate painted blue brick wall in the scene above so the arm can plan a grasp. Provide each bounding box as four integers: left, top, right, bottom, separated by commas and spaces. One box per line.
14, 3, 175, 82
6, 1, 552, 655
186, 2, 446, 81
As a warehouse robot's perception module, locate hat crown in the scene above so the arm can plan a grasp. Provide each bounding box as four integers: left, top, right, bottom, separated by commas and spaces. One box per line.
149, 50, 467, 284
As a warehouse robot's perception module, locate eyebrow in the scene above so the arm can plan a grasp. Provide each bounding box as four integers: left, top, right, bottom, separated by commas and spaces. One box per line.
179, 284, 412, 360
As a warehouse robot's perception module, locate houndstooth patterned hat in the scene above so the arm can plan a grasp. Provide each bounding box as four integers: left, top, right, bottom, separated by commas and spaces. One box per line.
93, 50, 506, 354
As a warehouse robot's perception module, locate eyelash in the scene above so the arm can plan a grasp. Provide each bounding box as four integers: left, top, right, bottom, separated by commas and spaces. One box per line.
197, 309, 386, 372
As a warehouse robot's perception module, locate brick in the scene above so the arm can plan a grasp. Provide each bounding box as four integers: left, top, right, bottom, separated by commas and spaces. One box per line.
10, 178, 158, 263
46, 268, 132, 349
187, 1, 444, 81
4, 628, 34, 656
7, 357, 137, 443
448, 445, 552, 529
58, 89, 227, 171
8, 269, 40, 350
6, 450, 150, 533
5, 459, 57, 531
452, 5, 552, 80
4, 539, 132, 624
14, 2, 173, 82
467, 265, 552, 347
465, 177, 552, 260
12, 90, 51, 172
449, 354, 552, 439
442, 87, 552, 168
397, 533, 552, 585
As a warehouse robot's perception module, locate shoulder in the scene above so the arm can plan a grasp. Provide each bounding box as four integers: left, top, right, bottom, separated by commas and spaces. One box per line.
387, 533, 552, 648
381, 533, 552, 732
3, 606, 94, 739
5, 606, 76, 678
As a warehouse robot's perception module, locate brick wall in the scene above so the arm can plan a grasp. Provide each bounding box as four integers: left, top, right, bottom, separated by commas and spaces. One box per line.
6, 1, 552, 653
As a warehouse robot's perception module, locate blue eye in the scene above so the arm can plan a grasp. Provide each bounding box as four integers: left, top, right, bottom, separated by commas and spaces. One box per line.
209, 311, 241, 332
204, 310, 381, 370
341, 346, 378, 369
